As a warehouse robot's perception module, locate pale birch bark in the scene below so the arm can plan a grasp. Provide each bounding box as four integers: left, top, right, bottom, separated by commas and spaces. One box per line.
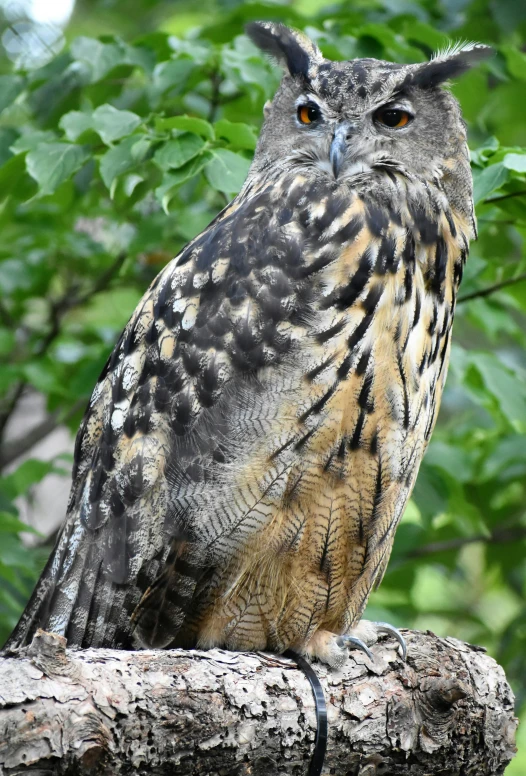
0, 628, 517, 775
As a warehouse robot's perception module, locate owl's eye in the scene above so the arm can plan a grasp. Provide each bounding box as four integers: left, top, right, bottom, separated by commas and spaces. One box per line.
297, 103, 321, 125
374, 108, 412, 128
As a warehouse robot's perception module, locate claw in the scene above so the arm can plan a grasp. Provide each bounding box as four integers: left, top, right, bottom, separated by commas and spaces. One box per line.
374, 621, 407, 661
335, 634, 374, 662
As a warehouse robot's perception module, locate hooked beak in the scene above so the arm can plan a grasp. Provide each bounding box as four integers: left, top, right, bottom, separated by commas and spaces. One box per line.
329, 122, 356, 179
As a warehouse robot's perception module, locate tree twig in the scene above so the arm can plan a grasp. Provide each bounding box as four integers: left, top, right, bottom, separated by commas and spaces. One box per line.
484, 189, 526, 204
0, 298, 15, 328
0, 253, 127, 451
207, 70, 223, 123
0, 397, 85, 470
457, 272, 526, 302
407, 525, 526, 558
0, 382, 25, 444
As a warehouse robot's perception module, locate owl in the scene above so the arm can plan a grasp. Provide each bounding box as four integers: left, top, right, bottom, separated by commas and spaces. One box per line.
6, 23, 490, 670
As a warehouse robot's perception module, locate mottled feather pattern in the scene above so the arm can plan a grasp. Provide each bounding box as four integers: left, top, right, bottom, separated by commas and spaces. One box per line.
7, 163, 468, 654
6, 23, 487, 663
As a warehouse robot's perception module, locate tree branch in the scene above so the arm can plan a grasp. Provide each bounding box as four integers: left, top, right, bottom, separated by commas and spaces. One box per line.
0, 253, 127, 453
0, 381, 25, 445
0, 398, 85, 470
457, 272, 526, 303
35, 252, 128, 357
207, 70, 224, 123
0, 297, 15, 329
484, 189, 526, 204
407, 525, 526, 558
0, 629, 517, 775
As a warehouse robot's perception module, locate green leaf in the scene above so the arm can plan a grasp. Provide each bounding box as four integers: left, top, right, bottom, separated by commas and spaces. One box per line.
469, 353, 526, 428
502, 45, 526, 81
59, 111, 95, 142
21, 360, 67, 396
470, 137, 499, 166
91, 104, 143, 145
70, 37, 128, 83
153, 133, 205, 170
0, 512, 40, 535
205, 149, 250, 195
10, 130, 57, 153
155, 115, 214, 139
0, 128, 17, 168
425, 441, 475, 483
502, 152, 526, 173
155, 152, 212, 213
0, 329, 15, 356
1, 460, 59, 499
472, 163, 509, 204
0, 75, 24, 114
99, 135, 152, 191
26, 143, 90, 196
214, 119, 257, 150
482, 435, 526, 481
152, 59, 195, 94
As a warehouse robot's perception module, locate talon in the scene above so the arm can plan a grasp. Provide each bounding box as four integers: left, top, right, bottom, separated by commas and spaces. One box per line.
335, 634, 374, 662
374, 621, 407, 661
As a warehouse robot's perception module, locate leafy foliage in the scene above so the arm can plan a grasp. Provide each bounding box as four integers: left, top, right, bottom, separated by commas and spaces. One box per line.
0, 0, 525, 769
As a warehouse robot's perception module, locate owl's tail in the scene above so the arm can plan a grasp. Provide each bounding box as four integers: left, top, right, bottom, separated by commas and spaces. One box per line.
130, 535, 203, 649
4, 520, 203, 653
3, 517, 136, 652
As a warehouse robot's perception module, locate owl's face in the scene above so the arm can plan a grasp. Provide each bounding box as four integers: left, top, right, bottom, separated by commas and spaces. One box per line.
247, 23, 490, 220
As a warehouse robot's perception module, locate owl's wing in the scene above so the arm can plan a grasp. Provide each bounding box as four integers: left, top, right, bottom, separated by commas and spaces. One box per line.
5, 174, 331, 650
6, 168, 465, 653
130, 172, 466, 648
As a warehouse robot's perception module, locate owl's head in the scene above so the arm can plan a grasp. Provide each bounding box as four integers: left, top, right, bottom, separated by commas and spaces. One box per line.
246, 22, 491, 213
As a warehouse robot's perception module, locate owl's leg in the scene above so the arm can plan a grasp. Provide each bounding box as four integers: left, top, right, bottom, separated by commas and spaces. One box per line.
304, 620, 407, 668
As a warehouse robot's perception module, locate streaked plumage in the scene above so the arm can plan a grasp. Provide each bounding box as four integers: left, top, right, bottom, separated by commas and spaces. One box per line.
6, 23, 490, 667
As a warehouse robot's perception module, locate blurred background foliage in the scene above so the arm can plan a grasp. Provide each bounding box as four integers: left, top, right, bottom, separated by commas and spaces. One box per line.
0, 0, 525, 769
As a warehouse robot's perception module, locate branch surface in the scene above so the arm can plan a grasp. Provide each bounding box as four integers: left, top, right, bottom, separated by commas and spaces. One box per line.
0, 629, 517, 775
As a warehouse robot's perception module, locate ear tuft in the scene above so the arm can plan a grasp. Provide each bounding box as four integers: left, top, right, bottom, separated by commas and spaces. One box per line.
411, 42, 493, 88
246, 21, 322, 79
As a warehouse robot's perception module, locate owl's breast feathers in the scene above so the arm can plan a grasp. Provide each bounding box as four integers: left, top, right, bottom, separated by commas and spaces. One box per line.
7, 169, 470, 652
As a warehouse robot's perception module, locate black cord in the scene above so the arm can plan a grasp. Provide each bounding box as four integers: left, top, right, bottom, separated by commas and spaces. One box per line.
284, 649, 328, 776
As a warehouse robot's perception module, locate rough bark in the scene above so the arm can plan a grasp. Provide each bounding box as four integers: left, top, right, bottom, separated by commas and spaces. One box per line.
0, 628, 517, 776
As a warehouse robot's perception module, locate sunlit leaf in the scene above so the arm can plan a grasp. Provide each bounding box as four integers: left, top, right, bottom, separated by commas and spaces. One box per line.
99, 135, 152, 191
473, 163, 509, 204
153, 133, 205, 170
26, 143, 90, 196
155, 114, 214, 139
91, 104, 143, 145
205, 148, 250, 194
0, 75, 24, 115
214, 119, 257, 150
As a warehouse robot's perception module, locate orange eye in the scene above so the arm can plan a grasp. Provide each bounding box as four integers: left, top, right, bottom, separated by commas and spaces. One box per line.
374, 108, 412, 128
298, 103, 321, 124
